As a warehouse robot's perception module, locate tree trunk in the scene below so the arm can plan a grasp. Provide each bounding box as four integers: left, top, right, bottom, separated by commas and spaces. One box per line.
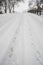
13, 4, 14, 13
8, 3, 11, 13
9, 6, 11, 13
5, 1, 7, 13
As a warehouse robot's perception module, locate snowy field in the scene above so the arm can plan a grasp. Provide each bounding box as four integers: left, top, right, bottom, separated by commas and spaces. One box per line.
0, 13, 43, 65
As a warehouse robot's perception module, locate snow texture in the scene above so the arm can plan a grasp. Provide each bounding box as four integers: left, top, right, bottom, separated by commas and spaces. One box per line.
0, 13, 43, 65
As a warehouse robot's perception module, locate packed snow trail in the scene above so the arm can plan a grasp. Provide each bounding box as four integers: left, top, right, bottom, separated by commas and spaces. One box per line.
0, 13, 23, 64
0, 13, 43, 65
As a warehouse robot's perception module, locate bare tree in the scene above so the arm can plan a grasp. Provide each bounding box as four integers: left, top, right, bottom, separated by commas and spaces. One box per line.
29, 0, 36, 9
17, 0, 24, 2
0, 0, 7, 13
5, 0, 7, 13
36, 0, 41, 15
8, 0, 24, 13
8, 0, 17, 13
0, 0, 24, 13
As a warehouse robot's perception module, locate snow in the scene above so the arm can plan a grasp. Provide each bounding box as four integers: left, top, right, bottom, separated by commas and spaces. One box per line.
0, 13, 43, 65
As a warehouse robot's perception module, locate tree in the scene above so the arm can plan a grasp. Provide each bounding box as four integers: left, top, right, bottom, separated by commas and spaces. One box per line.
29, 0, 36, 10
36, 0, 41, 15
0, 0, 24, 13
17, 0, 21, 1
8, 0, 17, 13
5, 0, 7, 13
0, 0, 7, 13
8, 0, 24, 13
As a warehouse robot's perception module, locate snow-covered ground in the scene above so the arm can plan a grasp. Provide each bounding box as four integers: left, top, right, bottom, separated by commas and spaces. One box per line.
0, 13, 43, 65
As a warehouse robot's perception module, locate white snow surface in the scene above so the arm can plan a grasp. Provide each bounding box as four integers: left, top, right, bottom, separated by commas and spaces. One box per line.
0, 13, 43, 65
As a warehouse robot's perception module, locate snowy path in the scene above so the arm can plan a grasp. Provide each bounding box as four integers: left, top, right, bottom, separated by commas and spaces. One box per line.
0, 13, 23, 64
0, 13, 43, 65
